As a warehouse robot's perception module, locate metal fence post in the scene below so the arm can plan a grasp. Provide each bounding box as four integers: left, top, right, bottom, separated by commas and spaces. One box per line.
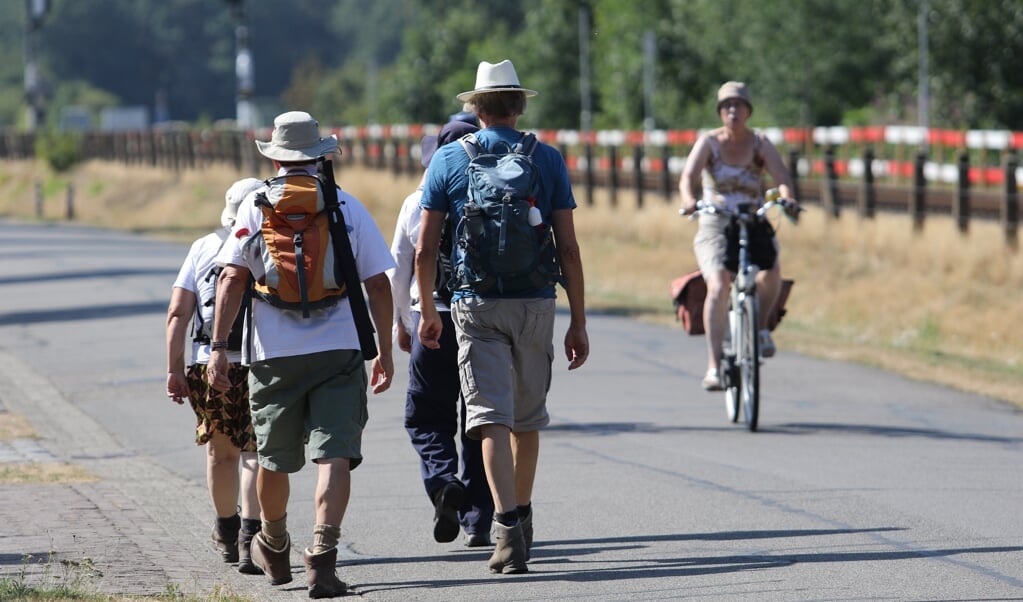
584, 142, 594, 207
661, 144, 672, 202
34, 179, 43, 217
1003, 149, 1018, 247
633, 144, 644, 208
823, 145, 840, 217
955, 151, 970, 234
912, 151, 927, 231
788, 149, 801, 202
608, 145, 618, 208
66, 182, 74, 220
860, 147, 875, 218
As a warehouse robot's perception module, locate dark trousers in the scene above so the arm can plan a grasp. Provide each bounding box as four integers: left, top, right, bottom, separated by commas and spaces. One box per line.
406, 311, 494, 534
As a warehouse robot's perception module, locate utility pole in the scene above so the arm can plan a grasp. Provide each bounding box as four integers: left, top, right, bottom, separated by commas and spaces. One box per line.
23, 0, 49, 131
642, 30, 656, 131
228, 0, 255, 129
918, 0, 929, 151
578, 4, 593, 134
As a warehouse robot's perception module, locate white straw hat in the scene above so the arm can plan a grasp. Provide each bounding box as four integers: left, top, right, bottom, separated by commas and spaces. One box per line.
456, 60, 538, 102
255, 111, 338, 161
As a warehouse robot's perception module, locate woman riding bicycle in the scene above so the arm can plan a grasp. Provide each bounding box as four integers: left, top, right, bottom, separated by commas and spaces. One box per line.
678, 81, 800, 391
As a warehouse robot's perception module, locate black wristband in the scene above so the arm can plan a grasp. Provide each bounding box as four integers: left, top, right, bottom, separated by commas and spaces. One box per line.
210, 341, 229, 351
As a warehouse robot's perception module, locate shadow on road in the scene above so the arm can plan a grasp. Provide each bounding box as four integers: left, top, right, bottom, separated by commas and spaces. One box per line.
0, 268, 178, 286
772, 422, 1022, 445
348, 527, 1023, 593
0, 301, 169, 326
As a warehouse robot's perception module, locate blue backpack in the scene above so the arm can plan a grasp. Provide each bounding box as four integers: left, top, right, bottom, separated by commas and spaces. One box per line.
452, 132, 564, 295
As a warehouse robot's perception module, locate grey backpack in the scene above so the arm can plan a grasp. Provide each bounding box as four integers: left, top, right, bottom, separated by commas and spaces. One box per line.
452, 132, 563, 295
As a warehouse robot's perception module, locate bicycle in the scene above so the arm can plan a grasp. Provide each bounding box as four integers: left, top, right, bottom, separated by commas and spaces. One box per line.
681, 189, 801, 431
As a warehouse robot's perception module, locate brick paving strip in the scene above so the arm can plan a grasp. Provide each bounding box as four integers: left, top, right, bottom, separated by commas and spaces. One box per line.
0, 350, 297, 599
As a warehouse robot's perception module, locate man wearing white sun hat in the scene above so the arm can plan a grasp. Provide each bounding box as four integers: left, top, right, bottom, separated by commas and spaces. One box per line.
414, 60, 590, 574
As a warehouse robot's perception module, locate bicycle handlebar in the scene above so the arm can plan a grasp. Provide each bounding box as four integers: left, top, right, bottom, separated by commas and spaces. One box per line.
678, 188, 804, 224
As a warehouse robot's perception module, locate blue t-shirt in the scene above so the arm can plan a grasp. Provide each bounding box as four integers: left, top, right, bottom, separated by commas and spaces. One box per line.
421, 125, 577, 299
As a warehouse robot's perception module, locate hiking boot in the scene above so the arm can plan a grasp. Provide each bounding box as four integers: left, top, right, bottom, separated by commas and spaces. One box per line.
303, 547, 347, 599
237, 528, 264, 575
759, 329, 776, 358
432, 482, 465, 543
702, 369, 724, 392
520, 511, 533, 561
250, 532, 293, 585
211, 515, 240, 563
488, 522, 528, 574
463, 531, 491, 547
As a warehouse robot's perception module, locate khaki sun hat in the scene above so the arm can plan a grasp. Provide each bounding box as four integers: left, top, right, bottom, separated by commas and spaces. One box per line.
716, 81, 753, 114
255, 111, 338, 162
456, 60, 538, 103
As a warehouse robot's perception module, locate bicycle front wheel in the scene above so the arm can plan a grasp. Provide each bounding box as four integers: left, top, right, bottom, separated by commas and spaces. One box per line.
724, 309, 741, 423
740, 292, 760, 431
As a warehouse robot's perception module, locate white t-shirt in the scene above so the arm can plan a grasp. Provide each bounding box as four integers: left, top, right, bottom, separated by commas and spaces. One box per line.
216, 166, 396, 362
387, 187, 450, 336
172, 228, 243, 365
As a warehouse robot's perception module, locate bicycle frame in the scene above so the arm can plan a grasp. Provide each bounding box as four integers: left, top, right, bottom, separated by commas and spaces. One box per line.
722, 204, 761, 431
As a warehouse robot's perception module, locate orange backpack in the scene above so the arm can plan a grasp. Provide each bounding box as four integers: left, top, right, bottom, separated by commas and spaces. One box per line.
245, 172, 345, 317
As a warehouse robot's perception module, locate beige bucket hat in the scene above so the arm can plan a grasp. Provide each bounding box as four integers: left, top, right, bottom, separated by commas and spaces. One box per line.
716, 81, 753, 114
255, 111, 338, 161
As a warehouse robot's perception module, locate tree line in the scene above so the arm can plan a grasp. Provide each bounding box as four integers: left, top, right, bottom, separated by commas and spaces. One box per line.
1, 0, 1021, 133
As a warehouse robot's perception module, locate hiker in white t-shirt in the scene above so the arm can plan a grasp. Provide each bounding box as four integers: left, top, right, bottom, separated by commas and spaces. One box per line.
207, 111, 395, 598
165, 177, 264, 574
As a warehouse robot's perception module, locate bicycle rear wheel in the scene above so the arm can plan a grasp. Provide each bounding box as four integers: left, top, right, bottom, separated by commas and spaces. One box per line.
740, 292, 760, 431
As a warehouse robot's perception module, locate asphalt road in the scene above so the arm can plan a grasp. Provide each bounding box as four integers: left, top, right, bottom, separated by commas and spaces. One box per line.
0, 219, 1020, 601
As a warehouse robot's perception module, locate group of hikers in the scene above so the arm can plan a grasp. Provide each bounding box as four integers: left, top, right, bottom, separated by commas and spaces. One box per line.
165, 58, 797, 598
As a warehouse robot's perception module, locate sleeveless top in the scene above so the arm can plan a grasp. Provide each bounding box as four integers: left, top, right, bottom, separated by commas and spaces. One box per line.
701, 130, 766, 211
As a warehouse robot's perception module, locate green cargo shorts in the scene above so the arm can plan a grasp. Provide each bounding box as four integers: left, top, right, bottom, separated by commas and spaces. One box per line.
248, 349, 368, 473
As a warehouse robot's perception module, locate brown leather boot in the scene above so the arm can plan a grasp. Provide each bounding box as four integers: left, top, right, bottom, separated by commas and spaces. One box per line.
211, 514, 240, 563
488, 523, 528, 574
520, 511, 533, 561
304, 547, 348, 599
237, 528, 264, 575
250, 532, 292, 585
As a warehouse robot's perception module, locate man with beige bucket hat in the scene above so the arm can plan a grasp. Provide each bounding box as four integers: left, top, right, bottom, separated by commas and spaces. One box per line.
208, 110, 396, 598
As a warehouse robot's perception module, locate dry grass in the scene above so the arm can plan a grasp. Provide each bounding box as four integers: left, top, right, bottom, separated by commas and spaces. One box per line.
2, 158, 1020, 406
0, 413, 38, 440
0, 411, 97, 484
0, 463, 97, 484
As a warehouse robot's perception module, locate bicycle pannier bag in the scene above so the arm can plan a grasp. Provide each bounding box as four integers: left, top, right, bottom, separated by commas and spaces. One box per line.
671, 270, 707, 335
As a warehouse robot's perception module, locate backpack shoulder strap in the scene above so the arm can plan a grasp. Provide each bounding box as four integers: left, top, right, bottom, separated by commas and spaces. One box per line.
316, 157, 343, 208
515, 132, 539, 158
458, 133, 481, 160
